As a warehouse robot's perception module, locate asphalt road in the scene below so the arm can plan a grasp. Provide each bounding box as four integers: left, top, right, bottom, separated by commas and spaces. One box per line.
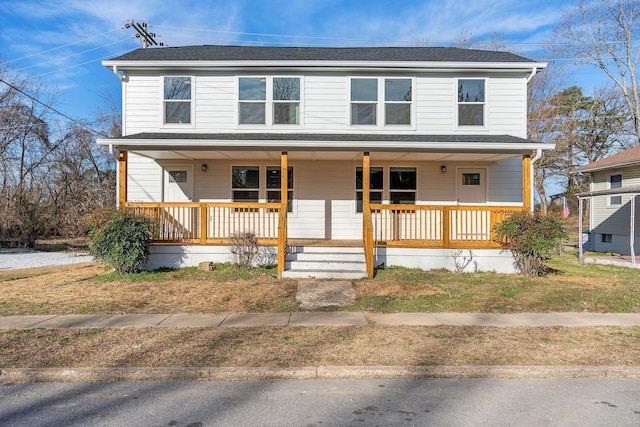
1, 378, 639, 426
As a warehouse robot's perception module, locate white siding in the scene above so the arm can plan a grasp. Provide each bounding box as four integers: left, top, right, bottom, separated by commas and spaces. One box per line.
121, 71, 529, 136
488, 158, 522, 204
127, 153, 162, 202
590, 166, 640, 237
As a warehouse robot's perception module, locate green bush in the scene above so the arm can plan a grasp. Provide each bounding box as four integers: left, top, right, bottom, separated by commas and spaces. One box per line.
86, 208, 153, 274
493, 211, 568, 278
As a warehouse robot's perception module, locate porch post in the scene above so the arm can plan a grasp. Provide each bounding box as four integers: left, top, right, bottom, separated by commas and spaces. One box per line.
522, 154, 532, 212
277, 152, 288, 277
118, 150, 128, 208
363, 152, 374, 278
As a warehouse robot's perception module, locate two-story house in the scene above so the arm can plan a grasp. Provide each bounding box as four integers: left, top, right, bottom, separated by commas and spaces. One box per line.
97, 45, 552, 278
574, 145, 640, 262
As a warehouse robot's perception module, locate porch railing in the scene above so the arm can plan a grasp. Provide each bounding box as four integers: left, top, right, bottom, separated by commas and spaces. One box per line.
369, 204, 521, 248
126, 202, 281, 244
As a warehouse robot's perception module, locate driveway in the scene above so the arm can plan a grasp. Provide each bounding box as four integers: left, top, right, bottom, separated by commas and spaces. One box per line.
0, 251, 94, 271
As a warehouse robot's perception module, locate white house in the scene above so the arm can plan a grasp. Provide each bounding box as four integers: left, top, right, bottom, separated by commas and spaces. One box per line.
574, 145, 640, 260
97, 45, 552, 278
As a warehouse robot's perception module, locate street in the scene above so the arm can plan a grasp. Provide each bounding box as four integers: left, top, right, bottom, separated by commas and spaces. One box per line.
1, 378, 639, 426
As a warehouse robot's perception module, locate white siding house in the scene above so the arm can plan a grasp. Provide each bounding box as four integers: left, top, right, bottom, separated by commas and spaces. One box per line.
98, 45, 552, 277
574, 145, 640, 258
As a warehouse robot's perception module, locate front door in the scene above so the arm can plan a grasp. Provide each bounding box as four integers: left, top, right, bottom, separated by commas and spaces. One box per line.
457, 168, 486, 204
163, 166, 194, 202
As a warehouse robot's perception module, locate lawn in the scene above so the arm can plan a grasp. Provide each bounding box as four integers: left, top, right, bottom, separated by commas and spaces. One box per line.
1, 251, 639, 315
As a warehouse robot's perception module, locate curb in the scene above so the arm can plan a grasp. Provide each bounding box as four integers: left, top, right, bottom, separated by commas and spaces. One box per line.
2, 366, 640, 383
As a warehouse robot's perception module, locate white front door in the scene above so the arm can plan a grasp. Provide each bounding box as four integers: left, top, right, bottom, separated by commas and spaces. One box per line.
457, 168, 486, 204
163, 166, 194, 202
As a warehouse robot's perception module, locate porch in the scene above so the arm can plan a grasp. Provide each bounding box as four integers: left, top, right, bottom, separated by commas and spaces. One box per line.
125, 200, 521, 277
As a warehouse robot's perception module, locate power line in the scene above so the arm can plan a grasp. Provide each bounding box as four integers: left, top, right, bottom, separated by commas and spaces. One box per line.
0, 78, 109, 138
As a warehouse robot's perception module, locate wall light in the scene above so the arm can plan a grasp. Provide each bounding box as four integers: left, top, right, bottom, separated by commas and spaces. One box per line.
201, 164, 208, 172
440, 165, 447, 173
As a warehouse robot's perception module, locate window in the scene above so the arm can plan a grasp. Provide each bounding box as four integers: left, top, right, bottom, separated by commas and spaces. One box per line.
266, 166, 294, 212
232, 166, 260, 203
609, 174, 622, 206
458, 79, 485, 126
385, 79, 411, 125
239, 78, 266, 125
350, 78, 412, 126
601, 233, 613, 243
351, 78, 378, 125
462, 173, 481, 186
355, 167, 384, 213
164, 77, 191, 124
273, 78, 300, 125
390, 167, 416, 204
239, 77, 301, 125
168, 170, 187, 183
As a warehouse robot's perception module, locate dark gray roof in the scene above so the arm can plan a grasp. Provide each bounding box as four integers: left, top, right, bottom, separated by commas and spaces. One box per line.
108, 45, 536, 63
113, 133, 538, 144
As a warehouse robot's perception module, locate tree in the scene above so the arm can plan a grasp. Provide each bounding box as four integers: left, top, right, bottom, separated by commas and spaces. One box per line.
552, 0, 640, 144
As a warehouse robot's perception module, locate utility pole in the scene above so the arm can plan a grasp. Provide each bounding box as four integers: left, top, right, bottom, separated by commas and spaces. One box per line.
124, 19, 164, 48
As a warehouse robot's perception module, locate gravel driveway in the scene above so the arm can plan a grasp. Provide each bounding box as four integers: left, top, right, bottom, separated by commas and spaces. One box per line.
0, 251, 95, 271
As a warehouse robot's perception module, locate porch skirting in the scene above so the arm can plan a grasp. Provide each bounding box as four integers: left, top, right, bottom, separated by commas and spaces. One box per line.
146, 244, 516, 274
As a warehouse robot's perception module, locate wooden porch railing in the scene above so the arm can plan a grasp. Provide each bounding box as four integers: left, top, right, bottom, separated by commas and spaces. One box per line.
125, 202, 281, 244
369, 204, 522, 248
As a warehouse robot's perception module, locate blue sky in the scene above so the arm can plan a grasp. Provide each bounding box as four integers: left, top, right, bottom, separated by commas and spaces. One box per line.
0, 0, 605, 126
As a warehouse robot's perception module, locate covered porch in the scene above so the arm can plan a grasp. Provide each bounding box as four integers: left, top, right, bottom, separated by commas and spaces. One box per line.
104, 133, 548, 277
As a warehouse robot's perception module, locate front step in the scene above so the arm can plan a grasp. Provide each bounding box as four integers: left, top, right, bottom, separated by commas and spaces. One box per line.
283, 246, 368, 279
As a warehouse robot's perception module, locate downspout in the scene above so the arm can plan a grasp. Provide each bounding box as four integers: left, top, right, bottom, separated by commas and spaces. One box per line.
526, 67, 538, 84
529, 149, 542, 212
111, 65, 125, 82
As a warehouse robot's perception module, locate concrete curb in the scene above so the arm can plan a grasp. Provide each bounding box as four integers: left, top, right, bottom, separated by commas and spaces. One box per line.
2, 366, 640, 383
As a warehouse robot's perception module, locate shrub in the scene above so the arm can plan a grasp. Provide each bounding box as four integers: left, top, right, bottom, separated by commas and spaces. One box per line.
229, 232, 260, 269
86, 208, 153, 274
493, 211, 568, 278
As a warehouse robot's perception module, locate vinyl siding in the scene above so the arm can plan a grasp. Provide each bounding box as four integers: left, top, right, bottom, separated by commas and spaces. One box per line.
590, 166, 640, 236
121, 71, 529, 136
127, 152, 162, 202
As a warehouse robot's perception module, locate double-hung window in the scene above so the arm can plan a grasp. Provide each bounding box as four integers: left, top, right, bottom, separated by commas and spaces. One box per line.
266, 166, 294, 212
239, 77, 301, 126
355, 167, 383, 213
164, 76, 192, 124
390, 167, 417, 204
457, 79, 485, 126
609, 174, 622, 206
232, 166, 260, 203
351, 78, 412, 126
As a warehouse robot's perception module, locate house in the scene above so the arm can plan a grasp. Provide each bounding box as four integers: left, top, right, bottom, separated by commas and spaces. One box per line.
573, 145, 640, 261
97, 45, 552, 278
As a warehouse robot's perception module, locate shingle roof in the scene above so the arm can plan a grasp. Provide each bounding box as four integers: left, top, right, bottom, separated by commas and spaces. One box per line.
107, 45, 536, 63
573, 145, 640, 173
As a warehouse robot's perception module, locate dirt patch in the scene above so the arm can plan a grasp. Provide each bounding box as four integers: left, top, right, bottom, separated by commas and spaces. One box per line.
296, 280, 355, 309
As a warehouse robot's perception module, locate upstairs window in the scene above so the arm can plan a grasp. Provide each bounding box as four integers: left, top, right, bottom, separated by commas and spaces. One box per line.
458, 79, 485, 126
239, 78, 266, 125
239, 77, 301, 126
609, 173, 622, 206
351, 78, 378, 125
164, 77, 191, 124
384, 79, 412, 125
390, 167, 417, 204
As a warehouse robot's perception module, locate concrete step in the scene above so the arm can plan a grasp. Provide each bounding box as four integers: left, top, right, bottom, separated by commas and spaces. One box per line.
285, 260, 366, 271
287, 252, 365, 262
288, 246, 364, 254
282, 269, 368, 280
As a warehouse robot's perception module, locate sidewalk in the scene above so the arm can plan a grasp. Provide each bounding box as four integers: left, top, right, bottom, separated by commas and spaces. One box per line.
2, 311, 640, 329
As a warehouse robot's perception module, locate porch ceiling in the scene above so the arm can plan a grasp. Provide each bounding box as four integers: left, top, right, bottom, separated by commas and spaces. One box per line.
130, 149, 520, 162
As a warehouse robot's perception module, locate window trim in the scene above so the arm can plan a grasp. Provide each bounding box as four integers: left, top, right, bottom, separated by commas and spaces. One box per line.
162, 75, 195, 127
237, 76, 303, 128
456, 77, 487, 129
348, 77, 415, 129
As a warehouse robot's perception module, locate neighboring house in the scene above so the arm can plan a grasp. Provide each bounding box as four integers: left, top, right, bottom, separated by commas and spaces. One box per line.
97, 45, 552, 278
573, 145, 640, 258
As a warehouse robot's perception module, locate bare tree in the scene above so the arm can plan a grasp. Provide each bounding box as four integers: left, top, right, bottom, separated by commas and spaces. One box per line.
551, 0, 640, 144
